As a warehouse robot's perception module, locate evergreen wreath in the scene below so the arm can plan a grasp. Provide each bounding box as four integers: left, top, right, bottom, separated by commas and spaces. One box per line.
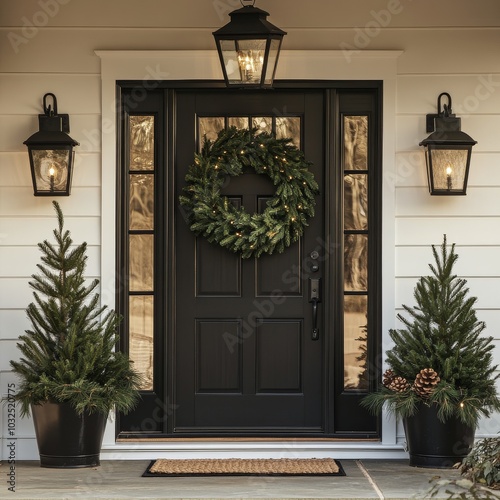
179, 127, 319, 258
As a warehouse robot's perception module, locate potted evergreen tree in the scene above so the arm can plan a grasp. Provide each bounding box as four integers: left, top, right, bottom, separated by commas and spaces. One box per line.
11, 202, 141, 468
362, 236, 500, 468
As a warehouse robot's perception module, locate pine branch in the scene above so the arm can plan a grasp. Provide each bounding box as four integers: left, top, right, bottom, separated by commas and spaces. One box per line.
10, 201, 141, 417
362, 235, 500, 427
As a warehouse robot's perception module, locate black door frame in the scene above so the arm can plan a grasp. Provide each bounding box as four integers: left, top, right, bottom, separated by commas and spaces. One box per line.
116, 80, 383, 439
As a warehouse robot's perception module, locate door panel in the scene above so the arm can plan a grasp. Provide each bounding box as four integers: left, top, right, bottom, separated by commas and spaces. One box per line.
174, 90, 325, 434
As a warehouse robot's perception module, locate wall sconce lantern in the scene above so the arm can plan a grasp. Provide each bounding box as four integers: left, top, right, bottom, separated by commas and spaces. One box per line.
419, 92, 477, 195
23, 93, 79, 196
213, 0, 286, 88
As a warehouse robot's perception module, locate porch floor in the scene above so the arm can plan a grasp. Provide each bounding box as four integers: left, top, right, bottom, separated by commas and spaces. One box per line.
0, 459, 467, 499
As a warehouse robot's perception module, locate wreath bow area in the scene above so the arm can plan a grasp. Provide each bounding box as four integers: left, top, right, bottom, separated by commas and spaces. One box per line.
179, 127, 319, 258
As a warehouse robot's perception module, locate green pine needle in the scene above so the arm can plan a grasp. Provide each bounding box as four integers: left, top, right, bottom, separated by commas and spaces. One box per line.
179, 127, 319, 258
361, 235, 500, 427
10, 201, 142, 417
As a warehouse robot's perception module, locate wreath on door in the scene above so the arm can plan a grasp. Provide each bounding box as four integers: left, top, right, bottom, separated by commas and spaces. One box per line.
179, 127, 319, 258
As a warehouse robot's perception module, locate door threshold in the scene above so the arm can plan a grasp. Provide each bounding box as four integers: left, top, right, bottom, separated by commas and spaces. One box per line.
117, 436, 380, 442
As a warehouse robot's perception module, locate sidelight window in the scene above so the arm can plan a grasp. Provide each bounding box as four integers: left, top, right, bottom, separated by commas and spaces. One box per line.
343, 115, 369, 391
127, 115, 155, 391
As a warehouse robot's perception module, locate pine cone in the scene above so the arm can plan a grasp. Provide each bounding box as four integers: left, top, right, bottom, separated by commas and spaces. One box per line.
413, 368, 441, 398
383, 369, 396, 387
388, 376, 410, 392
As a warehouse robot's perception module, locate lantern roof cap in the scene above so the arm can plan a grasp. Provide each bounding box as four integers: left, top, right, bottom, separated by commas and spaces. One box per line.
213, 5, 286, 37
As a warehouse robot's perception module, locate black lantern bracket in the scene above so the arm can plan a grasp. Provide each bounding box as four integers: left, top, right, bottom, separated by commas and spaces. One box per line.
39, 93, 70, 134
425, 92, 453, 132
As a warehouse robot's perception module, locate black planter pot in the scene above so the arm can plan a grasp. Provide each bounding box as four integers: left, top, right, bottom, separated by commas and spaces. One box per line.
31, 402, 107, 468
403, 403, 475, 468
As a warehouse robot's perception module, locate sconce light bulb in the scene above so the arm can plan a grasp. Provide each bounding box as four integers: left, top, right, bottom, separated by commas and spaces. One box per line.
49, 166, 55, 176
446, 166, 452, 176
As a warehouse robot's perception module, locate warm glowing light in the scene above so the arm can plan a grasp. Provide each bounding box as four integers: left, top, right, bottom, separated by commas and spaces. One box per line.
49, 165, 55, 191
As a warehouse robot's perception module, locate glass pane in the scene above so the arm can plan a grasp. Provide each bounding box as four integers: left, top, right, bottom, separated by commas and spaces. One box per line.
228, 116, 249, 130
276, 117, 301, 148
199, 117, 225, 150
430, 149, 468, 191
344, 174, 368, 230
32, 149, 70, 191
220, 39, 243, 83
252, 116, 272, 134
344, 115, 368, 170
129, 234, 154, 291
130, 174, 154, 230
264, 39, 281, 84
129, 295, 154, 391
344, 234, 368, 291
235, 39, 266, 84
129, 115, 154, 171
344, 295, 368, 391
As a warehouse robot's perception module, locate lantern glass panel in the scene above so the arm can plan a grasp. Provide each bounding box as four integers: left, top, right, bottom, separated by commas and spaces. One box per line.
264, 39, 281, 84
220, 38, 268, 84
31, 148, 70, 192
429, 148, 468, 192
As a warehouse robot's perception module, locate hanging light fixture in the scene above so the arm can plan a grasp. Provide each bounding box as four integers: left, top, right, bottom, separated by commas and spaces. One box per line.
213, 0, 286, 88
23, 93, 79, 196
419, 92, 477, 195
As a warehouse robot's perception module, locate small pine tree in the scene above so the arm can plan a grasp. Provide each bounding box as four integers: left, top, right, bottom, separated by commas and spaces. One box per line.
11, 201, 141, 417
362, 235, 500, 427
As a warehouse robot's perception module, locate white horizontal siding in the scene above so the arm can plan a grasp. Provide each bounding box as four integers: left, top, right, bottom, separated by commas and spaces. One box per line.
0, 27, 499, 74
396, 187, 500, 216
397, 74, 500, 115
0, 216, 100, 246
2, 0, 498, 28
396, 246, 500, 277
0, 310, 30, 340
0, 188, 101, 216
396, 217, 500, 245
0, 74, 101, 115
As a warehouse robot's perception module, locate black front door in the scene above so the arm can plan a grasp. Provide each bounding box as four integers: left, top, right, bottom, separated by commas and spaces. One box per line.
174, 90, 325, 434
117, 83, 381, 438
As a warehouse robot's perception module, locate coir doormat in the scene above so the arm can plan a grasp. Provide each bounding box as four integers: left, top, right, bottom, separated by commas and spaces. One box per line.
143, 458, 345, 477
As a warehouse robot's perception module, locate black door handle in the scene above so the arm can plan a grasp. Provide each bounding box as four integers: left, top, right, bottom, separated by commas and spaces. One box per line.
311, 299, 319, 340
309, 278, 322, 341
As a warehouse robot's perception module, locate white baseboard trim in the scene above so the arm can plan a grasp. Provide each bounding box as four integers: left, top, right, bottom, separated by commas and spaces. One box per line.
100, 441, 409, 460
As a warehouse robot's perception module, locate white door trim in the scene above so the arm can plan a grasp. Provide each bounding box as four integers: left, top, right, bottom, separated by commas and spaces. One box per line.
96, 49, 402, 459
